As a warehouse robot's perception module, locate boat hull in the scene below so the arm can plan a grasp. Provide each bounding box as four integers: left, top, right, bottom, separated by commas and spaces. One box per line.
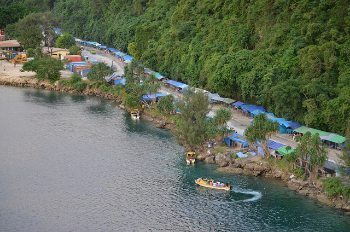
186, 158, 195, 165
195, 178, 231, 191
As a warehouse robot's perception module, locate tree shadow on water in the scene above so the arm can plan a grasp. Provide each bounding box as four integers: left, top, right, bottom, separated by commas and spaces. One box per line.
23, 89, 65, 106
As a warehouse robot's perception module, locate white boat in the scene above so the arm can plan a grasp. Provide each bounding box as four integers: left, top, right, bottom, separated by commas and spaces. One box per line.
131, 109, 140, 120
186, 152, 196, 165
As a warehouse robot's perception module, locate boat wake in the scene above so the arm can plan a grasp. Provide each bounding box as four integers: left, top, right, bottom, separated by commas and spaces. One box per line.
231, 188, 262, 202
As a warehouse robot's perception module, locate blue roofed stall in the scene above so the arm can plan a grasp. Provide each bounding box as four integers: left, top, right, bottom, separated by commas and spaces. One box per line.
266, 114, 300, 134
240, 104, 266, 116
232, 101, 245, 109
142, 93, 168, 102
114, 51, 126, 58
224, 133, 249, 148
107, 48, 118, 53
165, 80, 189, 91
122, 55, 134, 63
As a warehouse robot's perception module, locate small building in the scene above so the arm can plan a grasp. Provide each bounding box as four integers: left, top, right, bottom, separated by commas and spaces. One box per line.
293, 126, 346, 149
165, 79, 189, 92
43, 47, 70, 60
0, 40, 22, 51
141, 93, 167, 102
232, 101, 245, 109
224, 133, 249, 148
275, 146, 295, 158
64, 55, 83, 62
122, 55, 133, 64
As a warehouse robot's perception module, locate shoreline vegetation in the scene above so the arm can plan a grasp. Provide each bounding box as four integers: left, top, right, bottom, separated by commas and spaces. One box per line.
1, 74, 350, 214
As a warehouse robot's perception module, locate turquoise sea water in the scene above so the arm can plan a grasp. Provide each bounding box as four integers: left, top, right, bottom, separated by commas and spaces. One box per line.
0, 86, 349, 232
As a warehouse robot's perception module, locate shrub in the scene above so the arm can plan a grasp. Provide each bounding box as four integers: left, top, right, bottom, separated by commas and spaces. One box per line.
323, 177, 346, 197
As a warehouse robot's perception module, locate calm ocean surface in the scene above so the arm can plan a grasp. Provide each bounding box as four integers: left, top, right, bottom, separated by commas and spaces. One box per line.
0, 86, 349, 232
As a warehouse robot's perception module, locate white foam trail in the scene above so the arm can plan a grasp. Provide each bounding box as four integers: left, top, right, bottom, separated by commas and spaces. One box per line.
232, 188, 262, 202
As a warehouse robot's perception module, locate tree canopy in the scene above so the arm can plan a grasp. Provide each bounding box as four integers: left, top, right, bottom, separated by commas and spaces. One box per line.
245, 114, 279, 158
53, 0, 350, 135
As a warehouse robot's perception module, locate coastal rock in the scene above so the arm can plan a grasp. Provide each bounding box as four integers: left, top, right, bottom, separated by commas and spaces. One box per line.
204, 155, 215, 164
317, 195, 333, 206
215, 153, 230, 167
229, 161, 242, 169
217, 167, 243, 175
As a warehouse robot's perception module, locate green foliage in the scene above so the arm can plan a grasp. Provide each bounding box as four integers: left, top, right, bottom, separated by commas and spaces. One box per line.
87, 63, 113, 82
123, 61, 160, 108
6, 12, 58, 49
55, 33, 75, 49
0, 3, 29, 28
323, 177, 350, 199
53, 0, 350, 134
23, 57, 63, 82
342, 123, 350, 166
213, 108, 231, 127
245, 114, 279, 158
176, 90, 209, 148
157, 95, 174, 114
293, 132, 327, 179
69, 45, 81, 55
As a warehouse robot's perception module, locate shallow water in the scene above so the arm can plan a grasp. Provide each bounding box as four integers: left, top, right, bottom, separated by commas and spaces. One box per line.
0, 86, 349, 232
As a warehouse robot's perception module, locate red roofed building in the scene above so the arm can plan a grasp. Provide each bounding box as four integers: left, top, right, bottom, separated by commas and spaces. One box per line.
64, 55, 82, 62
0, 40, 22, 51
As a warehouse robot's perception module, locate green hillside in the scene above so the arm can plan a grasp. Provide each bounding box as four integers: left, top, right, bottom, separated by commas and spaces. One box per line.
4, 0, 350, 134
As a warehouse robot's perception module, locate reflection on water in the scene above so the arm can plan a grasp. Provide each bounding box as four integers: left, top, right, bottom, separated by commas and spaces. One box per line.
1, 86, 350, 232
24, 89, 65, 105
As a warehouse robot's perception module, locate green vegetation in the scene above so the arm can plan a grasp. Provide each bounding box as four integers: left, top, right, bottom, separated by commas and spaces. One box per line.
157, 95, 174, 115
87, 63, 113, 82
56, 33, 75, 49
53, 0, 350, 135
6, 11, 57, 49
323, 177, 350, 199
245, 114, 279, 158
59, 73, 87, 92
176, 90, 209, 148
69, 45, 81, 55
286, 132, 327, 179
23, 57, 63, 82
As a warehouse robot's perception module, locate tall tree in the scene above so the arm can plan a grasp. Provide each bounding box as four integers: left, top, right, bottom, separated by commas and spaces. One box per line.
176, 90, 209, 148
293, 132, 327, 179
245, 114, 279, 158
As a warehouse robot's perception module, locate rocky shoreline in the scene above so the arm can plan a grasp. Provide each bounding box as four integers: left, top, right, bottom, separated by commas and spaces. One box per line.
1, 75, 349, 214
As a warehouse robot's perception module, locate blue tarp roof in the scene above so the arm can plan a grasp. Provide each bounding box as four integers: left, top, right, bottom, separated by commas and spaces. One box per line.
114, 78, 126, 86
166, 80, 189, 89
236, 152, 248, 158
266, 114, 300, 129
142, 93, 167, 101
123, 55, 133, 61
233, 101, 245, 108
107, 48, 118, 52
251, 109, 266, 117
98, 45, 107, 49
226, 133, 249, 147
241, 104, 266, 114
115, 51, 126, 57
268, 140, 285, 150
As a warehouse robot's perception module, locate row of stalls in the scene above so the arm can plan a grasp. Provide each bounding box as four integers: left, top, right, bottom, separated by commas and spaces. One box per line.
231, 100, 346, 149
75, 39, 134, 64
71, 36, 347, 152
